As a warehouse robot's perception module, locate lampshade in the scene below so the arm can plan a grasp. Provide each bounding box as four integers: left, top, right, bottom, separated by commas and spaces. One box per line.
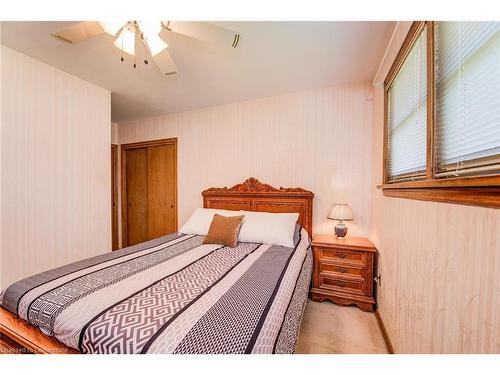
327, 204, 353, 221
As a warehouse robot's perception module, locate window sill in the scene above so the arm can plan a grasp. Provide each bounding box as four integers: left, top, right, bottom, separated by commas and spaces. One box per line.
377, 176, 500, 208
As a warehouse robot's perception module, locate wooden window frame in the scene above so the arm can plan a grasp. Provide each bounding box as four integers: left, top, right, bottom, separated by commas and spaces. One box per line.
381, 21, 500, 209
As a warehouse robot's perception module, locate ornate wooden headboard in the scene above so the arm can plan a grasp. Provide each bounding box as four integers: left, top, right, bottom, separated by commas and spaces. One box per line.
202, 177, 314, 236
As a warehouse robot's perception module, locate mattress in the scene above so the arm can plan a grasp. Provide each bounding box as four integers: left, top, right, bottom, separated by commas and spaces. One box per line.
1, 227, 312, 354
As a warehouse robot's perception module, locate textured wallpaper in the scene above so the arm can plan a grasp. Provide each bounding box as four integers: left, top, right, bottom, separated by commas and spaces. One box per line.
117, 82, 374, 239
1, 46, 112, 288
370, 23, 500, 353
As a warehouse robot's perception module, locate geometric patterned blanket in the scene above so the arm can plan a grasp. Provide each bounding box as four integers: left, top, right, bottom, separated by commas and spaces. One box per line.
1, 228, 311, 354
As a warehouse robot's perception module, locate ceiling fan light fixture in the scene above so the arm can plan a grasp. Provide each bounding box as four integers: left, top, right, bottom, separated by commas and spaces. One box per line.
55, 21, 240, 77
99, 21, 126, 37
114, 25, 136, 56
139, 21, 168, 56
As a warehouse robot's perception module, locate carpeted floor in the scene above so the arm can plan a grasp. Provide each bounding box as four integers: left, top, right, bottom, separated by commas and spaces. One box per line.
295, 300, 388, 354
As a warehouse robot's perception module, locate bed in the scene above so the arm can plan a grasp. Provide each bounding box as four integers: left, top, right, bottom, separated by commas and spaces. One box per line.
0, 178, 314, 354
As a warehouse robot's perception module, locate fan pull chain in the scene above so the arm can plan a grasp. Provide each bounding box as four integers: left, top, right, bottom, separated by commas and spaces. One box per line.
120, 27, 125, 63
140, 32, 149, 65
133, 22, 137, 69
116, 22, 155, 69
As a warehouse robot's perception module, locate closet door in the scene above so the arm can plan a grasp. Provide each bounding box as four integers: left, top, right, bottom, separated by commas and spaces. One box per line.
125, 148, 149, 246
147, 144, 177, 239
122, 139, 177, 247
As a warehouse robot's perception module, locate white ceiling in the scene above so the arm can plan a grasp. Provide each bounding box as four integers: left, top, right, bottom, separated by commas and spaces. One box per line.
1, 21, 395, 122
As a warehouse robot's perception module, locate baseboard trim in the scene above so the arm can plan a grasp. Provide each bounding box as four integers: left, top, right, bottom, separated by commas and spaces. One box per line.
375, 310, 395, 354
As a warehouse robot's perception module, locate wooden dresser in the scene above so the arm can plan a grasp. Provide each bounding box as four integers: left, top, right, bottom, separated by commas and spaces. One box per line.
311, 234, 377, 312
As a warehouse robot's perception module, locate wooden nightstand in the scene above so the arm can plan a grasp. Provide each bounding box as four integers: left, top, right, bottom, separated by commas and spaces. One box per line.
310, 234, 377, 312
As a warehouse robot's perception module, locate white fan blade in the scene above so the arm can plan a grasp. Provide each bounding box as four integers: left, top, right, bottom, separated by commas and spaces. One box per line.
164, 21, 240, 48
52, 21, 104, 43
152, 49, 178, 77
99, 21, 127, 37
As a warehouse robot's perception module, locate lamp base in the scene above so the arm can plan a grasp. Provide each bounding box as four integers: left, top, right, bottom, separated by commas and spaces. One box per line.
334, 221, 348, 239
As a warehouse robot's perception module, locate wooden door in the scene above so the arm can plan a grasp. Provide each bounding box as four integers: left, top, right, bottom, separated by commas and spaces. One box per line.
122, 139, 177, 247
111, 144, 119, 250
147, 144, 177, 238
125, 148, 149, 246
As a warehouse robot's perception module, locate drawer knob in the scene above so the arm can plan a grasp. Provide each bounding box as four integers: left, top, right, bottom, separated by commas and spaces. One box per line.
337, 267, 347, 273
335, 281, 346, 287
335, 252, 347, 259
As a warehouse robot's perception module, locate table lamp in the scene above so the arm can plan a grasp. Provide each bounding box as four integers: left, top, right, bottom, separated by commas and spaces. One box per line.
327, 203, 353, 239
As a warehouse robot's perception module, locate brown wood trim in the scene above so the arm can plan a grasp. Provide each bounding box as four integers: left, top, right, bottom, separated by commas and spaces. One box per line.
202, 177, 314, 237
375, 310, 395, 354
121, 138, 178, 247
120, 138, 177, 149
382, 187, 500, 209
120, 146, 127, 247
426, 21, 435, 180
382, 88, 389, 184
111, 144, 119, 251
384, 21, 427, 90
0, 307, 78, 354
380, 174, 500, 189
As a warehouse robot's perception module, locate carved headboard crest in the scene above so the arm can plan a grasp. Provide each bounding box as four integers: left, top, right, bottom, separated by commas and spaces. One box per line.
202, 177, 313, 196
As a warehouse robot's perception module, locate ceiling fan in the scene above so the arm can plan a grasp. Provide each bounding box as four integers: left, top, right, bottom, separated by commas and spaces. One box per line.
51, 21, 241, 77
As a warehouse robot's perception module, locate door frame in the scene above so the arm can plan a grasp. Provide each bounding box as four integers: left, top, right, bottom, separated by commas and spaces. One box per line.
121, 138, 178, 247
111, 144, 119, 250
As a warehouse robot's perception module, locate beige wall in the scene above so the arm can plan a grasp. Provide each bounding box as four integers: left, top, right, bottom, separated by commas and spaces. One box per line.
0, 46, 112, 288
111, 122, 119, 144
118, 82, 374, 237
0, 25, 3, 288
370, 22, 500, 353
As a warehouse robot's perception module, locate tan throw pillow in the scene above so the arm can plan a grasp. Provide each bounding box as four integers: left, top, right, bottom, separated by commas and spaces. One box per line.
203, 214, 245, 247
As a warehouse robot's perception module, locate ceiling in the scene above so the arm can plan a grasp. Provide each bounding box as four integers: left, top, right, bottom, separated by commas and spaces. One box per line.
1, 21, 395, 122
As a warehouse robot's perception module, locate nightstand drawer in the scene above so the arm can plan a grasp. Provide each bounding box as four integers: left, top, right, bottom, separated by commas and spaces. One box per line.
319, 262, 364, 278
319, 247, 366, 264
319, 275, 364, 295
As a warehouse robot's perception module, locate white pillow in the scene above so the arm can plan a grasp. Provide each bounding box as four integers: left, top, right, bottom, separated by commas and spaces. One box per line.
179, 208, 243, 235
238, 211, 299, 247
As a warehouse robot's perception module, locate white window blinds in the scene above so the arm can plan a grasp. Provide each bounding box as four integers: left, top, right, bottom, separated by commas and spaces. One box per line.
387, 27, 427, 182
435, 22, 500, 178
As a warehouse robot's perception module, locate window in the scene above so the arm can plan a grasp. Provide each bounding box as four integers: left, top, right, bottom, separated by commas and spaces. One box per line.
387, 25, 427, 182
382, 21, 500, 208
435, 22, 500, 178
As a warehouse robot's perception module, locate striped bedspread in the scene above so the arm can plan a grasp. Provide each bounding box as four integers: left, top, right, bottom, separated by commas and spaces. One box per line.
1, 227, 312, 354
